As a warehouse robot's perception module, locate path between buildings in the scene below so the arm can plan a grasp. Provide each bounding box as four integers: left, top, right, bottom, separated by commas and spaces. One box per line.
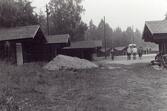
97, 54, 156, 65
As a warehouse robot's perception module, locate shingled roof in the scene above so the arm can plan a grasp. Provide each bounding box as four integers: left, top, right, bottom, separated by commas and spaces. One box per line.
0, 25, 40, 41
64, 40, 102, 49
46, 34, 70, 44
143, 20, 167, 42
145, 20, 167, 34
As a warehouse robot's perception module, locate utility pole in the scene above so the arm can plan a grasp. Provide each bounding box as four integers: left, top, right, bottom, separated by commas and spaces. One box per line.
132, 25, 134, 44
111, 33, 113, 49
46, 4, 50, 35
104, 16, 107, 59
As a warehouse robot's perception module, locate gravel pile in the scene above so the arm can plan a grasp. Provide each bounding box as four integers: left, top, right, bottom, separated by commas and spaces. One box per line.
44, 55, 98, 70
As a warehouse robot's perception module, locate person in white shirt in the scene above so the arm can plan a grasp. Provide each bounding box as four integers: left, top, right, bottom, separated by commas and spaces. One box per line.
132, 46, 137, 60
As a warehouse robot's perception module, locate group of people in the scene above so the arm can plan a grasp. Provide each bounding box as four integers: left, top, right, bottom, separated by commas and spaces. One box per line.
127, 46, 143, 60
109, 45, 143, 60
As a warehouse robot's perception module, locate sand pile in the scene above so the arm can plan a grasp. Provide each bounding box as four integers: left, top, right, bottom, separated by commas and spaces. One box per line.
44, 55, 98, 70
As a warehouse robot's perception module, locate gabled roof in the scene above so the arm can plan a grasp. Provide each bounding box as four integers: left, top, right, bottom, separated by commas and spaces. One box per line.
100, 48, 111, 52
0, 25, 40, 41
64, 40, 102, 49
46, 34, 70, 44
145, 20, 167, 34
114, 46, 127, 51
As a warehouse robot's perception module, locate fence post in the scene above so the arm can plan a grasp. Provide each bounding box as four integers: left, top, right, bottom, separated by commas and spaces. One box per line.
16, 43, 23, 66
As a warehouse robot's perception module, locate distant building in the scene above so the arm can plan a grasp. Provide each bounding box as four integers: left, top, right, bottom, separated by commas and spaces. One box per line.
114, 46, 127, 56
143, 20, 167, 54
97, 48, 111, 57
45, 34, 70, 60
61, 40, 102, 60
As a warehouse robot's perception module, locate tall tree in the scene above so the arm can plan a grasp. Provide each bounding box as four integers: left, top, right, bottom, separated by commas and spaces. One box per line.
113, 27, 123, 47
0, 0, 38, 28
49, 0, 87, 41
85, 19, 146, 48
95, 19, 113, 47
85, 20, 98, 40
38, 10, 47, 34
15, 0, 38, 26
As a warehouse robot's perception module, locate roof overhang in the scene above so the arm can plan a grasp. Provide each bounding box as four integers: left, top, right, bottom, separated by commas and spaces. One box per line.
63, 40, 102, 49
0, 25, 41, 42
143, 20, 167, 43
46, 34, 70, 45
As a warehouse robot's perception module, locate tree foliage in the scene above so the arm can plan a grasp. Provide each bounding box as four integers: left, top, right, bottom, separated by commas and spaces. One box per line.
0, 0, 38, 28
49, 0, 87, 41
85, 20, 146, 48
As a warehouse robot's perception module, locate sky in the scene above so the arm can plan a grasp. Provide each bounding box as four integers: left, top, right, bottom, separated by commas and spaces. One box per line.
31, 0, 167, 31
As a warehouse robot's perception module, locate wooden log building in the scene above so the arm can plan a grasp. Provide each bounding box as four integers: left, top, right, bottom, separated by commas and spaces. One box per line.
0, 25, 102, 65
45, 34, 70, 60
143, 20, 167, 54
0, 25, 46, 65
0, 25, 70, 65
61, 40, 102, 60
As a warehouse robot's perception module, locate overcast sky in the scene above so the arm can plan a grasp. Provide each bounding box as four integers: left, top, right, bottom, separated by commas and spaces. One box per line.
31, 0, 167, 31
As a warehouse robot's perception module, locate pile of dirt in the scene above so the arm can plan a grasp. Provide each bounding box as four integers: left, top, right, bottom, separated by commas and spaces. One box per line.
44, 55, 98, 70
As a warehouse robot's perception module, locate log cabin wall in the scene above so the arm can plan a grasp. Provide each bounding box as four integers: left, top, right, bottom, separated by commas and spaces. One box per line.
0, 41, 16, 63
159, 42, 167, 54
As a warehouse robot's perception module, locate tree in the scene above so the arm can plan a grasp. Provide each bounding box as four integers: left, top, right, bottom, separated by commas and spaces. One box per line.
0, 0, 38, 28
95, 19, 113, 47
85, 20, 98, 40
85, 19, 145, 48
38, 10, 47, 34
165, 13, 167, 20
49, 0, 87, 41
113, 27, 123, 47
134, 29, 143, 46
15, 0, 38, 26
125, 27, 134, 44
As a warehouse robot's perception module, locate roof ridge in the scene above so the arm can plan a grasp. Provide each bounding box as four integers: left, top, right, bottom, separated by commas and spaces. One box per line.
145, 20, 167, 35
145, 19, 166, 23
145, 22, 154, 34
32, 25, 40, 39
0, 25, 41, 41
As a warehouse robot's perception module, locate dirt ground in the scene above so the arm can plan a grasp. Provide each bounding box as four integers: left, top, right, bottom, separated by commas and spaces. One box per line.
0, 55, 167, 111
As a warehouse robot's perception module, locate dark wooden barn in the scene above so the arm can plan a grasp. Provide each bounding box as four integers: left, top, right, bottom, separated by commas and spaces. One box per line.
0, 25, 46, 65
143, 20, 167, 54
114, 46, 127, 56
98, 48, 112, 57
61, 40, 102, 60
45, 34, 70, 60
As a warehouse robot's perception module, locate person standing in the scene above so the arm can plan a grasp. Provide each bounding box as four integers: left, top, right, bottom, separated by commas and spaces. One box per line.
132, 46, 137, 60
110, 48, 115, 60
127, 46, 131, 60
138, 47, 143, 59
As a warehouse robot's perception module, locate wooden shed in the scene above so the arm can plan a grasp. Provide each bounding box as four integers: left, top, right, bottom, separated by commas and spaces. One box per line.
114, 46, 127, 56
45, 34, 70, 60
98, 48, 112, 57
0, 25, 46, 65
61, 40, 102, 60
143, 20, 167, 54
